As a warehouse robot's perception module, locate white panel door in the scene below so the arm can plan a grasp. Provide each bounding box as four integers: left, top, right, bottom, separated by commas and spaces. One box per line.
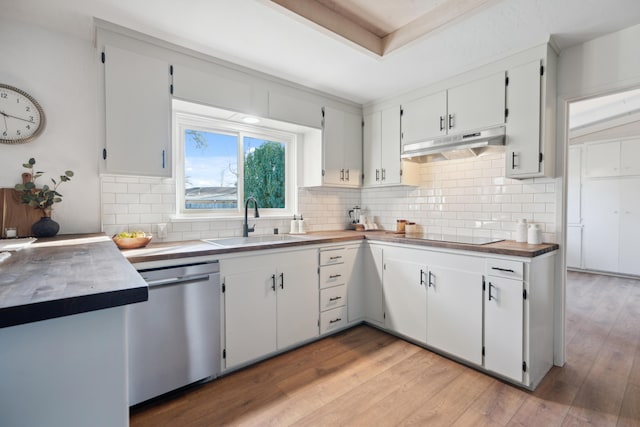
426, 265, 483, 365
277, 250, 319, 349
448, 71, 506, 135
505, 60, 542, 177
619, 178, 640, 275
401, 91, 447, 145
582, 179, 620, 272
621, 139, 640, 176
484, 276, 524, 382
224, 266, 277, 368
363, 111, 381, 186
584, 141, 620, 177
383, 250, 427, 343
380, 106, 402, 185
104, 45, 171, 177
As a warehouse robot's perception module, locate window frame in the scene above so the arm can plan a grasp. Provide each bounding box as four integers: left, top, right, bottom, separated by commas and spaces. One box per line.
174, 110, 297, 218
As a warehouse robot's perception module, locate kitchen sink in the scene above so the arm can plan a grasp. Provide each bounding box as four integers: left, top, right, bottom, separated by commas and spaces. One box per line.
202, 234, 308, 247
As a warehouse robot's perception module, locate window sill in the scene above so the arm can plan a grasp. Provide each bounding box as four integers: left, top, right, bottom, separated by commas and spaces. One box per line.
169, 214, 294, 223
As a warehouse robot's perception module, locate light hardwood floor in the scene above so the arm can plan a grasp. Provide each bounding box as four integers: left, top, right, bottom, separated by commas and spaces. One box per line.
131, 271, 640, 426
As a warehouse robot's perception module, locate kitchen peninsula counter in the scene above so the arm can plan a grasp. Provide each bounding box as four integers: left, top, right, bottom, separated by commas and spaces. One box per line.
0, 234, 147, 328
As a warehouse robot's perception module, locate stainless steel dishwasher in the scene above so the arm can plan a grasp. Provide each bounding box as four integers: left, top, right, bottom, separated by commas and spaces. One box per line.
127, 261, 220, 406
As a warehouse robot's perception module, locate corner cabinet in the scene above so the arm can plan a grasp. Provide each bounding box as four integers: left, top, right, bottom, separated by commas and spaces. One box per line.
221, 248, 319, 369
363, 106, 419, 187
321, 107, 362, 187
103, 45, 172, 177
505, 45, 557, 178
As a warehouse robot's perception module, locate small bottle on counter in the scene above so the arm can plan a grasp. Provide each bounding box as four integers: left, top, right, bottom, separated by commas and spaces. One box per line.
515, 218, 528, 242
298, 215, 305, 233
290, 214, 298, 234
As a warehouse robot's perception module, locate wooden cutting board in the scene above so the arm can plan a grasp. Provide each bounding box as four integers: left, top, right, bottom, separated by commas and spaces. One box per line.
0, 188, 43, 238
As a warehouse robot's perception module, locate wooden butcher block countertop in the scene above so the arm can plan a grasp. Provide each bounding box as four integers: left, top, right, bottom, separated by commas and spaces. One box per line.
123, 230, 559, 264
0, 234, 147, 328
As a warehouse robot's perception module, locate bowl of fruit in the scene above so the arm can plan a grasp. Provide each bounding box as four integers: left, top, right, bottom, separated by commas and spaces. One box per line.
112, 231, 152, 249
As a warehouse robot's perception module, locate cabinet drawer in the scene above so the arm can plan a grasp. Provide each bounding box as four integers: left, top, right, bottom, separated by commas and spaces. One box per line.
320, 248, 346, 266
486, 259, 524, 280
320, 285, 347, 311
319, 263, 347, 289
320, 306, 348, 334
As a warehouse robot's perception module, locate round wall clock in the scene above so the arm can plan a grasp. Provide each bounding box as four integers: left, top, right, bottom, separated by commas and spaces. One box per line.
0, 83, 46, 144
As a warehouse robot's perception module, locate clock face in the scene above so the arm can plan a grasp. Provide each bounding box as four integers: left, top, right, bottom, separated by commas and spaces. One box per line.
0, 84, 45, 144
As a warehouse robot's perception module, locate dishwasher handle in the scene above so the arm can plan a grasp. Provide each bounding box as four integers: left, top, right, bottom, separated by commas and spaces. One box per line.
144, 273, 215, 288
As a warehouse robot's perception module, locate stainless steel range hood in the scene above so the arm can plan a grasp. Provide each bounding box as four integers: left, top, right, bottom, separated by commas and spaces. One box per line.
401, 126, 506, 162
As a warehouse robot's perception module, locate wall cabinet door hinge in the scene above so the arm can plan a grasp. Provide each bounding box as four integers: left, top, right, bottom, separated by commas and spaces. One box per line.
322, 169, 325, 176
523, 361, 527, 372
505, 76, 509, 86
523, 289, 528, 300
223, 349, 226, 359
482, 276, 486, 291
540, 65, 544, 76
101, 51, 105, 64
505, 108, 509, 119
102, 148, 107, 160
539, 152, 543, 163
222, 282, 226, 293
482, 346, 485, 356
400, 108, 404, 116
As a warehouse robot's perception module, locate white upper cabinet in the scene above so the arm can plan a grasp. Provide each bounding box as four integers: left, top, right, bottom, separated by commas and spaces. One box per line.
506, 46, 557, 179
103, 45, 171, 177
505, 60, 542, 177
268, 91, 322, 128
401, 91, 447, 144
401, 72, 505, 147
173, 65, 252, 114
363, 106, 419, 187
585, 139, 640, 177
321, 106, 362, 187
584, 140, 621, 177
447, 72, 506, 134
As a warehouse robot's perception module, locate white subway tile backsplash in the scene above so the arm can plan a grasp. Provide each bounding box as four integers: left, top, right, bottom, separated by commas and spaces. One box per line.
100, 151, 558, 243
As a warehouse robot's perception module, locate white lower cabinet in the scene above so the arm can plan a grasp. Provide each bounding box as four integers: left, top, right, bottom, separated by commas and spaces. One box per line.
382, 247, 427, 343
484, 275, 524, 382
222, 248, 318, 369
349, 243, 384, 325
425, 257, 484, 365
319, 244, 359, 334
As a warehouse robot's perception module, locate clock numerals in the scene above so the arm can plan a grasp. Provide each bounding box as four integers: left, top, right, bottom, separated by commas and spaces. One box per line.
0, 92, 7, 99
0, 84, 45, 144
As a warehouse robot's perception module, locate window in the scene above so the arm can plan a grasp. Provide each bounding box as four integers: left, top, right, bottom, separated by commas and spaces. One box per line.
174, 107, 296, 217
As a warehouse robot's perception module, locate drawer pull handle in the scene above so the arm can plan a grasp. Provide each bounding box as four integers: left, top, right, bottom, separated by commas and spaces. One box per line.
329, 274, 342, 279
428, 271, 434, 288
329, 318, 342, 324
491, 267, 515, 273
329, 296, 342, 301
280, 272, 284, 289
329, 256, 343, 260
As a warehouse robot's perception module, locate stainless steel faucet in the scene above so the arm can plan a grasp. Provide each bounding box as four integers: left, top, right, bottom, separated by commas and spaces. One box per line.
243, 196, 260, 237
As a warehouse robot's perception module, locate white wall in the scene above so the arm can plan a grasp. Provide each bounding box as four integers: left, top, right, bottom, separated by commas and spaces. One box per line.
0, 18, 101, 234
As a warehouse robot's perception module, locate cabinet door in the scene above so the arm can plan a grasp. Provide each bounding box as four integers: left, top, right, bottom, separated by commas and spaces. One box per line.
484, 276, 524, 382
426, 264, 483, 365
277, 250, 319, 349
448, 71, 506, 135
401, 91, 446, 145
343, 110, 362, 186
582, 179, 620, 272
322, 106, 345, 186
383, 249, 427, 343
621, 139, 640, 176
380, 106, 402, 185
361, 244, 384, 324
567, 146, 582, 224
505, 60, 542, 177
363, 111, 381, 187
268, 92, 322, 128
584, 141, 620, 177
224, 265, 277, 368
619, 178, 640, 275
104, 45, 171, 177
173, 65, 251, 113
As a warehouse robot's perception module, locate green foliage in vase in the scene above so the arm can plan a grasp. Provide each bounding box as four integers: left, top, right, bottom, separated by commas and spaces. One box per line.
14, 158, 74, 215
